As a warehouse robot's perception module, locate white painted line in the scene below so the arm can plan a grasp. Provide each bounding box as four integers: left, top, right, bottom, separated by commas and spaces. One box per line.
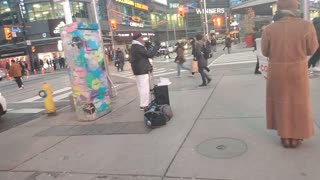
210, 60, 257, 66
154, 70, 187, 77
8, 108, 44, 114
53, 91, 72, 101
153, 70, 168, 74
18, 87, 71, 103
53, 87, 72, 95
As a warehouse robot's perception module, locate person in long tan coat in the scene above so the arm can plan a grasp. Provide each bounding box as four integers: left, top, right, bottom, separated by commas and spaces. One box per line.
261, 0, 319, 148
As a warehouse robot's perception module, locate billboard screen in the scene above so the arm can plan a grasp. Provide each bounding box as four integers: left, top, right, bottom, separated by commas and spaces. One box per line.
153, 0, 167, 6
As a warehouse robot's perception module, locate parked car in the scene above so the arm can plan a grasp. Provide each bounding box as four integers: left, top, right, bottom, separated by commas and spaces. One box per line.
0, 69, 6, 81
0, 92, 7, 118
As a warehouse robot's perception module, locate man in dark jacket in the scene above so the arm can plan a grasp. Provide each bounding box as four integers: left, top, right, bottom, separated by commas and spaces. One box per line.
253, 27, 262, 74
130, 32, 160, 110
308, 17, 320, 72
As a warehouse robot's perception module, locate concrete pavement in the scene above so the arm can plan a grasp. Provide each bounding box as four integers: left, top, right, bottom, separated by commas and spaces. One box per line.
1, 46, 320, 179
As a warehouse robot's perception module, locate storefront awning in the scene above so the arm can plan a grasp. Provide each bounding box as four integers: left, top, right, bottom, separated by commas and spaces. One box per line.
232, 0, 276, 10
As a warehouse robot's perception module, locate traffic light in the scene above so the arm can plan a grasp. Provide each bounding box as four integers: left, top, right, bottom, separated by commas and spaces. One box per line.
31, 46, 36, 53
178, 5, 184, 17
216, 17, 221, 26
4, 27, 12, 40
110, 19, 117, 30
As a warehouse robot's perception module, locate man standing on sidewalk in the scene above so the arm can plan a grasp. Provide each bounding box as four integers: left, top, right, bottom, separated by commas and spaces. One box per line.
130, 32, 160, 110
253, 27, 262, 74
9, 59, 24, 89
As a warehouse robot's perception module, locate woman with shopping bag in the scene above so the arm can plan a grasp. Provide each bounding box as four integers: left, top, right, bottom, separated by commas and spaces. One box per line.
188, 37, 198, 76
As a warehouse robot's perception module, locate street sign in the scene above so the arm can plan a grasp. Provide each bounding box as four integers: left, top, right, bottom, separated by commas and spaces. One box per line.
11, 32, 17, 37
26, 40, 31, 45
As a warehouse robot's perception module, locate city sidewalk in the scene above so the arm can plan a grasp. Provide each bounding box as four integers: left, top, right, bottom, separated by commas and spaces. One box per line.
1, 69, 320, 179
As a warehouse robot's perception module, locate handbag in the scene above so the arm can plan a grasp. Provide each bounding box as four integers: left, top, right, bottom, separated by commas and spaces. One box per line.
191, 59, 198, 73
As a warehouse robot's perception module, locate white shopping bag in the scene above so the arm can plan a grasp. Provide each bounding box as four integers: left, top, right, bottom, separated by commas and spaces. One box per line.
255, 38, 268, 79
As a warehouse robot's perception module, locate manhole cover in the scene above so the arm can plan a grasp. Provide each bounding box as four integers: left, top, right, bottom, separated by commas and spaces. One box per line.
197, 137, 247, 159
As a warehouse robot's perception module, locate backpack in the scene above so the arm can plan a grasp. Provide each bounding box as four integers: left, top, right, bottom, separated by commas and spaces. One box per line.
203, 43, 211, 59
144, 102, 173, 128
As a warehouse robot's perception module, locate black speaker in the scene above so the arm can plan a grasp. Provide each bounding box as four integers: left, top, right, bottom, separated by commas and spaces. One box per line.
154, 85, 170, 105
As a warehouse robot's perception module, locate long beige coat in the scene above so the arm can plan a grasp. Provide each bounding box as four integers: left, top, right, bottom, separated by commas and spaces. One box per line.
261, 16, 318, 139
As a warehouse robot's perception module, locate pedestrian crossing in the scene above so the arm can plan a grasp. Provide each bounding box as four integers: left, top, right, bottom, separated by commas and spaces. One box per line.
209, 51, 257, 67
112, 67, 183, 79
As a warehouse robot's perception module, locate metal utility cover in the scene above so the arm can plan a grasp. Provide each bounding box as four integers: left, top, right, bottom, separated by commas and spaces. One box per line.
197, 137, 247, 159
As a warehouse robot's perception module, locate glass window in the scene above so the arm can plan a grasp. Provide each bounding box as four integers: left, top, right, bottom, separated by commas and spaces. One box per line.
26, 2, 53, 21
0, 0, 18, 26
71, 2, 89, 18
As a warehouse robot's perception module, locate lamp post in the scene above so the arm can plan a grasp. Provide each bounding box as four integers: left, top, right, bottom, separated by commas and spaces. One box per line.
203, 0, 209, 36
63, 0, 73, 24
301, 0, 310, 21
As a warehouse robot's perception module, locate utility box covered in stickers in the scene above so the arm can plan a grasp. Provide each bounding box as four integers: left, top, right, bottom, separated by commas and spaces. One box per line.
60, 23, 110, 121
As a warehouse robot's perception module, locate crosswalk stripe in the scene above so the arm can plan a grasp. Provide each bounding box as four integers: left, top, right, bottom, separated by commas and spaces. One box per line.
8, 108, 44, 114
53, 91, 72, 101
111, 67, 179, 79
18, 87, 72, 103
209, 51, 256, 67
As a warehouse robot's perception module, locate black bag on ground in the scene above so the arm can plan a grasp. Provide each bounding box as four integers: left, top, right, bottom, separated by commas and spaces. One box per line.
144, 102, 173, 128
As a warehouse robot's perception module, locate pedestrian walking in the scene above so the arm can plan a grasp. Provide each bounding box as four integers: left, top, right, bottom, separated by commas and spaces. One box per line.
188, 37, 198, 76
174, 42, 190, 77
308, 17, 320, 72
253, 27, 262, 74
195, 34, 211, 87
115, 48, 125, 72
223, 35, 232, 54
9, 59, 24, 89
5, 61, 10, 72
210, 36, 217, 52
261, 0, 318, 148
129, 32, 160, 110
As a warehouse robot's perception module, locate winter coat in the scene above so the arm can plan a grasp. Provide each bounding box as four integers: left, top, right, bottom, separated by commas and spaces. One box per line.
130, 40, 159, 75
175, 46, 185, 64
261, 14, 319, 139
195, 40, 207, 68
313, 17, 320, 43
9, 63, 22, 77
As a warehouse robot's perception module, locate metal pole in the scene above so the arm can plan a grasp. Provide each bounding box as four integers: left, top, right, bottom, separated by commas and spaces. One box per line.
173, 15, 177, 41
203, 0, 209, 35
107, 0, 115, 50
63, 0, 73, 24
92, 0, 113, 97
302, 0, 310, 21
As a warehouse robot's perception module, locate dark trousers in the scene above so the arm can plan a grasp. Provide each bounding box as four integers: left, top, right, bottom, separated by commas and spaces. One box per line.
255, 57, 260, 73
199, 67, 210, 84
14, 77, 23, 88
308, 47, 320, 68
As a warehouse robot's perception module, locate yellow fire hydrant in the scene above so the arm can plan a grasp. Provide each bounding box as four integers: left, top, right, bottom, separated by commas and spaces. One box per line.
39, 83, 57, 115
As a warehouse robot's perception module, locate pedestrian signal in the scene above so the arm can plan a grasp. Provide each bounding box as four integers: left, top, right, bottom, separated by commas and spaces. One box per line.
4, 27, 12, 40
31, 46, 36, 53
110, 19, 117, 30
178, 5, 184, 17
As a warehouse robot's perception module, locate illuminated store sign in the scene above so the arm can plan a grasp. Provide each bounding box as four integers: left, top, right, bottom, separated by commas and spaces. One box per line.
196, 8, 225, 14
130, 22, 144, 27
115, 0, 149, 11
117, 32, 155, 37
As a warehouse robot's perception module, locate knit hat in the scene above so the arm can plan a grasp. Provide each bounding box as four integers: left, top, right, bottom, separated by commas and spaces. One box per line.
277, 0, 298, 10
132, 32, 142, 40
